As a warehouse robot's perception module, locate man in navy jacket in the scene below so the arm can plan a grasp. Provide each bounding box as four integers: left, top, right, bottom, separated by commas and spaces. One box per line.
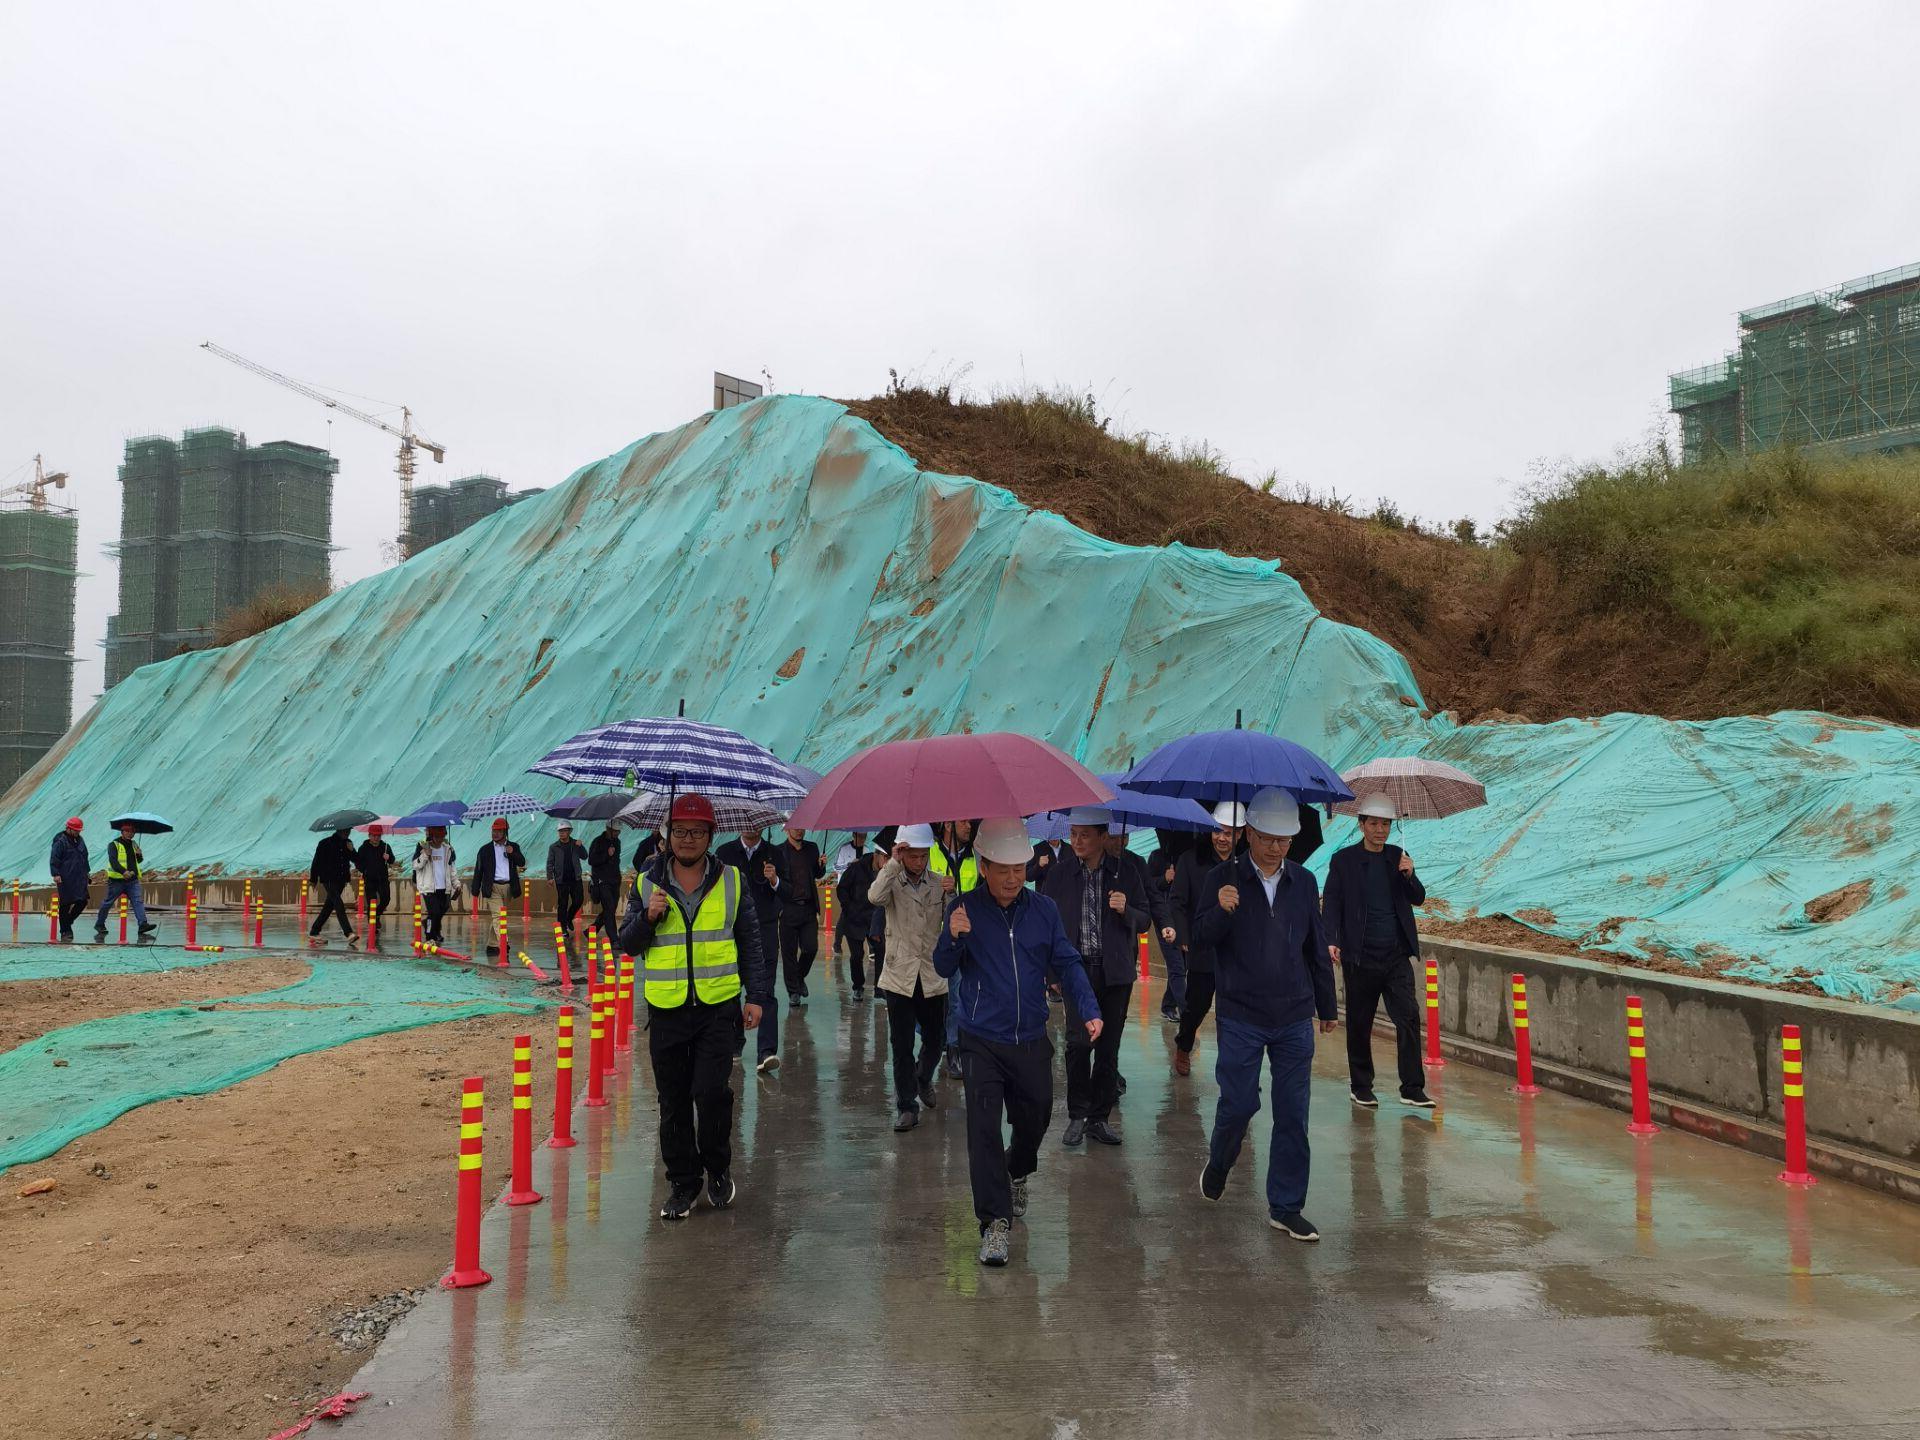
934, 818, 1102, 1268
1194, 787, 1337, 1241
1322, 793, 1432, 1109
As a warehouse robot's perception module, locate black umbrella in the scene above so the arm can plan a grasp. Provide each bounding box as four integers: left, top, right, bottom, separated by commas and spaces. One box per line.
107, 811, 174, 834
568, 791, 638, 822
310, 808, 380, 833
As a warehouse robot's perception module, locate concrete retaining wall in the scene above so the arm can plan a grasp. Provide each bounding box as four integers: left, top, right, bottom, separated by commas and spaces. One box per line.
1419, 938, 1920, 1201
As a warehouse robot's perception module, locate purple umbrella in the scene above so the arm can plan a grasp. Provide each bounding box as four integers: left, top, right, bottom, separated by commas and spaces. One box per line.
788, 732, 1112, 831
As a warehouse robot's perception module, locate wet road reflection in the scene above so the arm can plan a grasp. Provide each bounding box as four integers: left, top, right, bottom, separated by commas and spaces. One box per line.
348, 950, 1920, 1439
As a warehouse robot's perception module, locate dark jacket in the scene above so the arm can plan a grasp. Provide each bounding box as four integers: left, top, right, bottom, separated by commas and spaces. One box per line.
1170, 844, 1235, 974
835, 852, 881, 936
546, 838, 587, 889
50, 831, 90, 900
933, 886, 1099, 1046
773, 837, 825, 917
632, 832, 661, 871
1038, 851, 1148, 990
1195, 855, 1336, 1029
588, 831, 623, 884
309, 834, 356, 890
617, 854, 773, 1006
716, 836, 782, 931
1026, 840, 1065, 887
472, 840, 528, 898
354, 839, 395, 885
1115, 847, 1172, 933
1321, 842, 1425, 964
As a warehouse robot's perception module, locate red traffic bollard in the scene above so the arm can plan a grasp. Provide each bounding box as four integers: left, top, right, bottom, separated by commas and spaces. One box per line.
1625, 995, 1660, 1135
300, 878, 309, 928
549, 1006, 578, 1148
600, 949, 618, 1077
503, 1034, 543, 1206
521, 887, 530, 928
1423, 956, 1445, 1069
584, 980, 609, 1109
441, 1078, 492, 1288
119, 894, 128, 944
47, 894, 58, 943
1778, 1025, 1817, 1186
254, 894, 265, 948
1510, 973, 1541, 1094
1137, 932, 1149, 983
552, 921, 574, 991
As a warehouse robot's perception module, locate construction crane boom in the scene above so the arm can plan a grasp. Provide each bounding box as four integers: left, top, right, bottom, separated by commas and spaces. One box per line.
199, 341, 445, 558
1, 456, 69, 511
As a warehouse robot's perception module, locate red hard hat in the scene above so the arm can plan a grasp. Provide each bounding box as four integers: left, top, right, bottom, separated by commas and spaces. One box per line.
669, 793, 716, 827
491, 818, 508, 831
367, 823, 383, 836
65, 816, 83, 831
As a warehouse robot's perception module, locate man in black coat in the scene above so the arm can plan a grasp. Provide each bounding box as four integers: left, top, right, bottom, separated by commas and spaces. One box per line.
1321, 794, 1431, 1108
308, 827, 358, 944
1041, 808, 1148, 1147
354, 825, 396, 939
546, 820, 588, 933
771, 826, 825, 1006
588, 821, 624, 936
1026, 837, 1065, 887
1170, 804, 1243, 1076
472, 819, 528, 904
834, 847, 882, 1001
1144, 831, 1187, 1021
49, 816, 90, 941
715, 826, 785, 1073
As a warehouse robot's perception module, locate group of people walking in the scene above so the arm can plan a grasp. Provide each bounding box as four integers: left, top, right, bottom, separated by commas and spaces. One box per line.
612, 784, 1432, 1268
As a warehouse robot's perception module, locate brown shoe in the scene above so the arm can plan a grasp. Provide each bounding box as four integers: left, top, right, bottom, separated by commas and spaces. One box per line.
1173, 1048, 1191, 1077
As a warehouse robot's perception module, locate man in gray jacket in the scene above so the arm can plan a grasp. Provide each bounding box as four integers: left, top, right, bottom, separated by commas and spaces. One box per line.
869, 823, 949, 1132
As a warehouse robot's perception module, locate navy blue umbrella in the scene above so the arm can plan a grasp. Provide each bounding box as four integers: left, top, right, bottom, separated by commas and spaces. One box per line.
395, 799, 469, 828
1122, 727, 1352, 807
1034, 775, 1214, 837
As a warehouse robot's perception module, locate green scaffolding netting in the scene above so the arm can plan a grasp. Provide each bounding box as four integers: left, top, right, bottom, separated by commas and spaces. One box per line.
0, 957, 554, 1171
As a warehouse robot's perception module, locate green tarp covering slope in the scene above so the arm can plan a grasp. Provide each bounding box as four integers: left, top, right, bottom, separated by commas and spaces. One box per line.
0, 395, 1914, 1002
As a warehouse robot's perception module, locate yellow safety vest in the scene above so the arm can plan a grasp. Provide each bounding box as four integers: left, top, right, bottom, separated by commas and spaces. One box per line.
636, 864, 742, 1008
929, 847, 979, 894
107, 838, 140, 881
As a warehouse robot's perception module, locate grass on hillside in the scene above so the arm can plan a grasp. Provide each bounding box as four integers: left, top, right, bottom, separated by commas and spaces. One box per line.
208, 584, 332, 649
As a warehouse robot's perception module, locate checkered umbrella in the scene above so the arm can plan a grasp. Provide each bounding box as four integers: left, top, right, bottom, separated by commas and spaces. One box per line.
614, 790, 796, 832
527, 716, 807, 803
465, 792, 545, 821
1331, 758, 1486, 821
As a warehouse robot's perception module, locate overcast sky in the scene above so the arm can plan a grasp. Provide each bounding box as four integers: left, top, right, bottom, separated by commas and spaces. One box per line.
6, 1, 1919, 712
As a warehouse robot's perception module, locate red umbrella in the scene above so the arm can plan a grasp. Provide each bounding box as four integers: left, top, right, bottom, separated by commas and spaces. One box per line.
788, 733, 1113, 830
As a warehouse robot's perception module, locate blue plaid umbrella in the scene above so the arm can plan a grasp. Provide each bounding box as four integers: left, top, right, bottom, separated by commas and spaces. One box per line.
528, 717, 806, 802
466, 792, 545, 821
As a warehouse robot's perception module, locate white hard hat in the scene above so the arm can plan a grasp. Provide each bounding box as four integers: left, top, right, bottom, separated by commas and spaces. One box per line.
1245, 787, 1301, 837
895, 822, 937, 849
973, 817, 1034, 865
1065, 806, 1112, 827
1211, 800, 1247, 828
1355, 793, 1398, 820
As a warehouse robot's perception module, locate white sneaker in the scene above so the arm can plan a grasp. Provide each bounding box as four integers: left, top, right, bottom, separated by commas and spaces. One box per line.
756, 1054, 780, 1075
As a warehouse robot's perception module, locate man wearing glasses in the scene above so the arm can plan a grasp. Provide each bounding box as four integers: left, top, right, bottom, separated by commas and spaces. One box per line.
620, 794, 775, 1221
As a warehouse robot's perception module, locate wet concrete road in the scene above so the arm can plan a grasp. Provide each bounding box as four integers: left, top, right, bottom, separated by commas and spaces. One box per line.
347, 965, 1920, 1439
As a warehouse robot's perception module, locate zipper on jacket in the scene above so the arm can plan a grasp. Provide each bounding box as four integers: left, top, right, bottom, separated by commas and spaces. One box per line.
1008, 911, 1020, 1043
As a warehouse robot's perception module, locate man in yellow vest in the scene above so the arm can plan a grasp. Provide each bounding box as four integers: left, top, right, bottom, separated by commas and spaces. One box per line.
620, 793, 774, 1220
93, 819, 157, 941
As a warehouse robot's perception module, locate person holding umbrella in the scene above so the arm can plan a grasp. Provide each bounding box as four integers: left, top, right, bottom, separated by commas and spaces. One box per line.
308, 827, 359, 946
619, 793, 774, 1221
934, 817, 1103, 1267
1323, 794, 1433, 1109
49, 816, 90, 942
355, 825, 396, 940
93, 817, 156, 940
1170, 802, 1244, 1076
588, 820, 624, 936
412, 824, 458, 944
1195, 787, 1337, 1242
546, 821, 588, 934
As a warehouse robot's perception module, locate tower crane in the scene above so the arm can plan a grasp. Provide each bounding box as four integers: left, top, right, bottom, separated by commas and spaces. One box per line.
200, 341, 446, 559
0, 456, 69, 510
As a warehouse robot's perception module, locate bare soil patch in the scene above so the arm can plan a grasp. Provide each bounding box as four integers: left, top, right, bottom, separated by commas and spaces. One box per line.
0, 956, 306, 1050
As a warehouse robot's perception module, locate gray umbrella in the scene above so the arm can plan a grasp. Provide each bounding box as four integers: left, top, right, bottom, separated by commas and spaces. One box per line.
310, 807, 381, 832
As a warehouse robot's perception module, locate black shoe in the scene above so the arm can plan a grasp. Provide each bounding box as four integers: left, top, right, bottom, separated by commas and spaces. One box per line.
92, 926, 106, 940
851, 989, 864, 1002
943, 1048, 962, 1080
1401, 1090, 1436, 1109
706, 1172, 736, 1209
788, 993, 805, 1007
346, 933, 360, 949
1200, 1162, 1227, 1201
1160, 1008, 1180, 1024
1115, 1073, 1128, 1096
1062, 1118, 1087, 1148
1270, 1210, 1320, 1242
58, 931, 73, 943
917, 1080, 937, 1110
1086, 1120, 1123, 1146
893, 1109, 919, 1132
1351, 1089, 1379, 1109
137, 923, 157, 937
660, 1181, 701, 1220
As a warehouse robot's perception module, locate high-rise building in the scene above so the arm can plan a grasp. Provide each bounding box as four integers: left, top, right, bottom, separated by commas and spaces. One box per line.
105, 428, 336, 688
0, 493, 77, 791
407, 474, 544, 553
1670, 261, 1920, 466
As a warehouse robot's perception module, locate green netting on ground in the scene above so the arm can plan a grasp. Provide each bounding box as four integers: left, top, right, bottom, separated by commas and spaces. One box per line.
0, 957, 554, 1170
0, 943, 263, 984
1, 395, 1915, 1003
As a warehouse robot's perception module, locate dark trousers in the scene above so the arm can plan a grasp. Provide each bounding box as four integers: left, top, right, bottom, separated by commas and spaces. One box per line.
648, 998, 742, 1186
1210, 1015, 1315, 1213
843, 932, 869, 991
755, 922, 780, 1060
364, 879, 391, 931
778, 910, 818, 997
887, 984, 946, 1111
309, 884, 353, 937
591, 877, 620, 934
555, 879, 584, 933
960, 1028, 1053, 1229
1344, 959, 1424, 1096
1159, 935, 1187, 1015
1175, 971, 1217, 1054
1065, 980, 1134, 1122
58, 894, 89, 938
423, 890, 450, 942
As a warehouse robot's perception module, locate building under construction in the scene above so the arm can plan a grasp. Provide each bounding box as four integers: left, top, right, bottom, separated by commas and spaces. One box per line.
0, 491, 78, 791
1670, 261, 1920, 466
407, 474, 544, 553
105, 428, 336, 688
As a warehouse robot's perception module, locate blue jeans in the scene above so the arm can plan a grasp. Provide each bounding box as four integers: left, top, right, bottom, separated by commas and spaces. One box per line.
94, 878, 149, 932
1159, 937, 1188, 1014
1209, 1015, 1315, 1214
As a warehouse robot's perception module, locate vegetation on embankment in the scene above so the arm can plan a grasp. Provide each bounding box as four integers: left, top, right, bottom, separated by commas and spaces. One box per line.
846, 382, 1920, 725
